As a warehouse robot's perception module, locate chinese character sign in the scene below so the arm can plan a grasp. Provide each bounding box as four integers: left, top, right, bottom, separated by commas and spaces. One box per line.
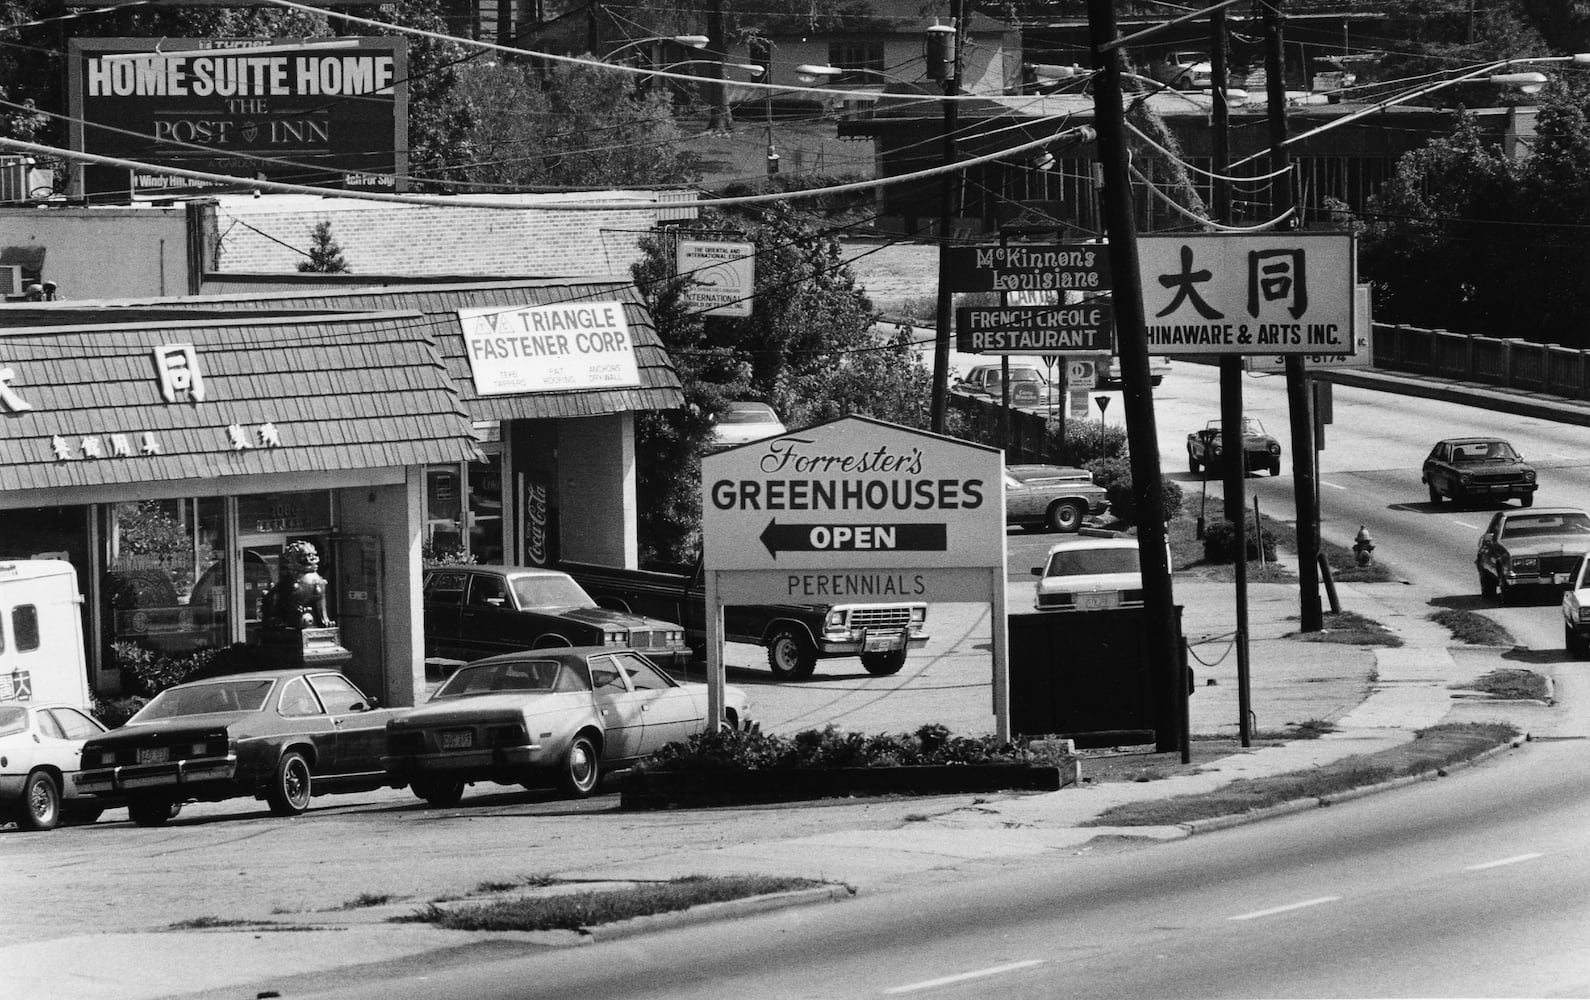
1136, 234, 1355, 355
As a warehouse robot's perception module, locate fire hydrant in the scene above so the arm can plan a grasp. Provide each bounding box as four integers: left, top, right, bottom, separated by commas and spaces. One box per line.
1353, 525, 1376, 567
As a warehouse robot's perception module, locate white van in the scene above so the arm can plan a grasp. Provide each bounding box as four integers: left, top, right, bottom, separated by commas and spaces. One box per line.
0, 560, 90, 710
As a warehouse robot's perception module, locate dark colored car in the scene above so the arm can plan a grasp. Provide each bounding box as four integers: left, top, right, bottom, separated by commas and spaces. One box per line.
1004, 464, 1111, 533
1423, 437, 1538, 507
1187, 417, 1282, 477
1475, 506, 1590, 603
75, 669, 400, 826
954, 364, 1047, 406
383, 646, 754, 804
423, 566, 690, 667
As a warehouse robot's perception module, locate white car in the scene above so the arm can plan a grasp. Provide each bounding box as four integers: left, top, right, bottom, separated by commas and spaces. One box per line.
0, 702, 111, 830
1563, 552, 1590, 657
708, 401, 787, 450
1031, 533, 1152, 612
1150, 51, 1215, 90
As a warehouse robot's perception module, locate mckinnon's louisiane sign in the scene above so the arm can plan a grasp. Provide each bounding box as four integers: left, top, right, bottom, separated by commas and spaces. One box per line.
68, 37, 408, 198
944, 244, 1110, 293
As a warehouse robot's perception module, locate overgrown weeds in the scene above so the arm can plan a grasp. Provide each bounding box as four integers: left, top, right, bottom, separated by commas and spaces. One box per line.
1430, 609, 1514, 646
1453, 669, 1548, 701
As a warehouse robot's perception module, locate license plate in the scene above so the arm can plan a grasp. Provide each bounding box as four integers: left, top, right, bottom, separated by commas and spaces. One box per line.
1077, 592, 1120, 611
439, 730, 474, 750
863, 634, 902, 653
137, 747, 169, 765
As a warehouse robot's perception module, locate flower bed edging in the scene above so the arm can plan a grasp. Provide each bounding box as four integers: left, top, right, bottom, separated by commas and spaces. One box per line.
620, 764, 1063, 810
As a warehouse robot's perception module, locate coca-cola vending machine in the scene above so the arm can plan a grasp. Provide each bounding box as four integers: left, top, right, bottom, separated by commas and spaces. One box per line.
522, 471, 557, 566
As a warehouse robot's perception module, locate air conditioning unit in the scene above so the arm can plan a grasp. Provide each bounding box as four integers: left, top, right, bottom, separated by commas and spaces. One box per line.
0, 265, 24, 298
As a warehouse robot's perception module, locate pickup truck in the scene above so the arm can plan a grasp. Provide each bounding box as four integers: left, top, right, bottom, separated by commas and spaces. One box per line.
559, 559, 929, 681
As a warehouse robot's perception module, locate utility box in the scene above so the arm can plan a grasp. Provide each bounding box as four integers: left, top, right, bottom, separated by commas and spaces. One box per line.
1009, 606, 1186, 751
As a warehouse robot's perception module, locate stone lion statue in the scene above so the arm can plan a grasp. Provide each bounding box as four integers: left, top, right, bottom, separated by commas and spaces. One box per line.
262, 540, 334, 630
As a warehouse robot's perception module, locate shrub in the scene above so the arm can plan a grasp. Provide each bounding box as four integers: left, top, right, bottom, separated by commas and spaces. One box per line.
1201, 519, 1279, 563
638, 723, 1039, 774
112, 642, 217, 698
1085, 458, 1184, 526
1051, 419, 1128, 466
93, 695, 147, 728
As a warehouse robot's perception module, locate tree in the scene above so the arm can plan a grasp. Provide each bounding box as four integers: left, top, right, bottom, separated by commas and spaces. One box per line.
1359, 78, 1590, 346
630, 205, 933, 561
452, 59, 701, 189
298, 221, 349, 273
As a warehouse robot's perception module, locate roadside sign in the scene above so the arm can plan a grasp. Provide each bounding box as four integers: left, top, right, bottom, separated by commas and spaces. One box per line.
1069, 388, 1090, 418
1137, 233, 1354, 356
1065, 359, 1095, 386
955, 301, 1113, 354
1246, 284, 1372, 373
677, 240, 755, 317
699, 415, 1012, 738
945, 243, 1110, 293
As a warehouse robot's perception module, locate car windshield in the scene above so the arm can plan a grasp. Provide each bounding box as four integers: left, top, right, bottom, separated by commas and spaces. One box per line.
1205, 418, 1266, 435
1045, 547, 1140, 577
0, 705, 26, 737
1453, 441, 1517, 462
720, 406, 778, 425
1500, 512, 1590, 538
434, 659, 589, 699
511, 574, 597, 609
132, 679, 276, 721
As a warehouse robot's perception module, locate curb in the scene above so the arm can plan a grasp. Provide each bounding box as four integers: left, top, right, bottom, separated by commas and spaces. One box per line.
1177, 734, 1528, 835
581, 884, 856, 944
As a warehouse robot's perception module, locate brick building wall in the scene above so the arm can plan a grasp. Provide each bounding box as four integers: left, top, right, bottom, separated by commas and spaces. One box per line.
209, 191, 699, 277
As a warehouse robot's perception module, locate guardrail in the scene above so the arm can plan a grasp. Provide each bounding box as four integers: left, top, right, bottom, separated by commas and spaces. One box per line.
1373, 322, 1590, 401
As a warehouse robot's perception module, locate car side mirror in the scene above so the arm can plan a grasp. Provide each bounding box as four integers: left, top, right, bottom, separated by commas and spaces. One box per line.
1031, 567, 1043, 576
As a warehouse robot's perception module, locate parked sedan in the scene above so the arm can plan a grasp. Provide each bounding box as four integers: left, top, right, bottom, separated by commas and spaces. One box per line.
1004, 464, 1111, 533
75, 669, 400, 826
1, 702, 111, 831
707, 401, 787, 450
1187, 417, 1282, 477
1423, 437, 1537, 507
1476, 506, 1590, 604
424, 566, 691, 667
1561, 552, 1590, 657
384, 646, 753, 803
1031, 533, 1150, 612
954, 364, 1048, 406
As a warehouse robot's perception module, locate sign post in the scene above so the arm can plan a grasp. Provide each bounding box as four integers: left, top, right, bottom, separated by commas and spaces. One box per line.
701, 416, 1009, 735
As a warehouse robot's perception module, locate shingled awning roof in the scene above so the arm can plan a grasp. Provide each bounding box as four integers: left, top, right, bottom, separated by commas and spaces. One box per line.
95, 278, 686, 421
0, 311, 478, 493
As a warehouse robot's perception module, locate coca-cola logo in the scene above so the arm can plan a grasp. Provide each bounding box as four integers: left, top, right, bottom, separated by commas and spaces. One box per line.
526, 480, 549, 566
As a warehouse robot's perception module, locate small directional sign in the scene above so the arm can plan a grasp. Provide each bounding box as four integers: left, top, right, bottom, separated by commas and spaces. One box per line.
760, 520, 948, 558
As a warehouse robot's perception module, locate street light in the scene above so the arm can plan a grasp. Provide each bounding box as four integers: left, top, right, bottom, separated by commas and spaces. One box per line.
792, 64, 922, 86
603, 34, 710, 61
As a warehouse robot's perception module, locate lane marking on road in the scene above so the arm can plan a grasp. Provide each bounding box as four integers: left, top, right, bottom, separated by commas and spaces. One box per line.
1451, 519, 1485, 530
1228, 896, 1341, 922
1464, 852, 1543, 871
884, 960, 1046, 994
1320, 479, 1347, 490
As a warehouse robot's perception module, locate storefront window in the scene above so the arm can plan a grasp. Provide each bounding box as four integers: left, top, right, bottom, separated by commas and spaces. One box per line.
236, 491, 333, 644
105, 498, 226, 659
469, 451, 504, 565
424, 424, 505, 566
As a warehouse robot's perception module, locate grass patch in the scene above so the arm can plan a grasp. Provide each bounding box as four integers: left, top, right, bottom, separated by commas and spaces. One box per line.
1319, 534, 1396, 583
395, 875, 828, 933
1289, 609, 1403, 646
167, 916, 272, 930
1429, 608, 1514, 646
336, 893, 397, 911
1166, 514, 1293, 583
1453, 668, 1549, 701
1082, 722, 1519, 826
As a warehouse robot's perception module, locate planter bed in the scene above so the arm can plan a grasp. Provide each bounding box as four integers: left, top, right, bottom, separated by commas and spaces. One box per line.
621, 763, 1063, 810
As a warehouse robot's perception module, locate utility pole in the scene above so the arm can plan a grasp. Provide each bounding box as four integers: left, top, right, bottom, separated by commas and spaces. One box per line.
928, 6, 963, 434
1211, 6, 1253, 747
1086, 0, 1183, 758
1264, 0, 1323, 632
705, 0, 729, 131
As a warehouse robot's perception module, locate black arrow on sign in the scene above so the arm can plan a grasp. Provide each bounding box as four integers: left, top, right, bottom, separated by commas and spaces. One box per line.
758, 519, 948, 558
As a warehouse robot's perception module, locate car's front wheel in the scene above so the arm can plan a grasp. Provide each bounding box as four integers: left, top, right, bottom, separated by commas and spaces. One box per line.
1187, 449, 1200, 474
17, 770, 61, 831
1268, 457, 1282, 477
412, 778, 465, 807
860, 650, 907, 676
766, 628, 818, 680
267, 751, 313, 816
1479, 568, 1497, 599
1047, 500, 1085, 533
1521, 494, 1535, 508
1566, 623, 1586, 659
1429, 482, 1442, 504
558, 732, 601, 798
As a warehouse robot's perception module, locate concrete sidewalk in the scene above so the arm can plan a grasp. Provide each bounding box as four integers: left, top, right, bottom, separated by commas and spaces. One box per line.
3, 570, 1548, 1000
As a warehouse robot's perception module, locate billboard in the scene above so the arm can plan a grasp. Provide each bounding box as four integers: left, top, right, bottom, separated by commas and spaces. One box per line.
68, 37, 408, 198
